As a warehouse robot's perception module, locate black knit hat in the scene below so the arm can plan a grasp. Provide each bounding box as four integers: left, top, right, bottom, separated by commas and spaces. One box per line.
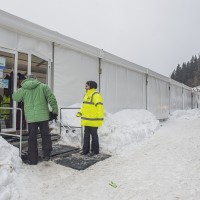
86, 81, 97, 89
17, 73, 26, 80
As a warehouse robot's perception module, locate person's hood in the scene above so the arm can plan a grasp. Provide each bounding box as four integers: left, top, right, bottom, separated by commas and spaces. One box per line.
21, 78, 41, 90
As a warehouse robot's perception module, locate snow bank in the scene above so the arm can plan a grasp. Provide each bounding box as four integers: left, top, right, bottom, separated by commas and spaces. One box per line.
59, 108, 160, 154
98, 109, 159, 154
169, 109, 200, 120
53, 103, 82, 147
0, 136, 22, 200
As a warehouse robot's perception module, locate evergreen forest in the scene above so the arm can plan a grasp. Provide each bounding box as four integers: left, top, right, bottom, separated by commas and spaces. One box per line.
170, 55, 200, 87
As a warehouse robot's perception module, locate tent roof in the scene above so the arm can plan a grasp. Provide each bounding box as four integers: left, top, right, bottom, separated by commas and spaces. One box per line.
0, 9, 192, 88
0, 9, 100, 57
0, 9, 149, 74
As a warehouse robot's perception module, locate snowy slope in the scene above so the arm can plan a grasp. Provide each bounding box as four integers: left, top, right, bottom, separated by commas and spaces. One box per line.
1, 109, 200, 200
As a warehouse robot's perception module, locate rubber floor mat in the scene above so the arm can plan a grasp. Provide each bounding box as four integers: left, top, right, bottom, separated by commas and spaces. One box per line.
21, 144, 79, 163
39, 144, 79, 157
54, 152, 111, 170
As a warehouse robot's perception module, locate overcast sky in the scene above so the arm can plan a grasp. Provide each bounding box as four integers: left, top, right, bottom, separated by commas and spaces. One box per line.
1, 0, 200, 77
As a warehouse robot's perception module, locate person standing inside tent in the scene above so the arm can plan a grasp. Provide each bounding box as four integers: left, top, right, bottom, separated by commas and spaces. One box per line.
0, 88, 11, 128
76, 81, 104, 156
12, 74, 58, 165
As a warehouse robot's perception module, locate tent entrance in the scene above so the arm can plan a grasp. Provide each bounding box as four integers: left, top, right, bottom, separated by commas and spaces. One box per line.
30, 53, 49, 85
0, 49, 16, 130
0, 47, 51, 131
17, 52, 49, 85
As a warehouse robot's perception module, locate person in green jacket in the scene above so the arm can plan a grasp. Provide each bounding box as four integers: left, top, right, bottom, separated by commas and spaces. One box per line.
12, 74, 58, 165
76, 81, 104, 156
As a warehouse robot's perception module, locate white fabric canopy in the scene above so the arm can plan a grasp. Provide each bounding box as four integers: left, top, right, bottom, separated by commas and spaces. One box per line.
54, 46, 99, 108
0, 9, 199, 121
101, 61, 146, 113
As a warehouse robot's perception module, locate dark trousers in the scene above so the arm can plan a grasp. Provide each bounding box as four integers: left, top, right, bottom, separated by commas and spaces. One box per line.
28, 120, 52, 164
83, 126, 99, 154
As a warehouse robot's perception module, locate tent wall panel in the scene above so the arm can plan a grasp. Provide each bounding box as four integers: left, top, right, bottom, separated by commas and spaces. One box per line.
183, 89, 192, 109
0, 26, 17, 50
147, 76, 169, 119
100, 61, 146, 113
54, 45, 99, 108
0, 26, 52, 59
192, 92, 200, 109
17, 35, 52, 59
196, 93, 200, 108
170, 84, 183, 112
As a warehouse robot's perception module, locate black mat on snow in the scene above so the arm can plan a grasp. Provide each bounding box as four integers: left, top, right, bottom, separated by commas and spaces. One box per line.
39, 144, 79, 157
21, 144, 111, 170
54, 152, 111, 170
21, 144, 78, 162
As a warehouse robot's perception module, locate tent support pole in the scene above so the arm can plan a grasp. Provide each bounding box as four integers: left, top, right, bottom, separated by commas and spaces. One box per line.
99, 57, 102, 92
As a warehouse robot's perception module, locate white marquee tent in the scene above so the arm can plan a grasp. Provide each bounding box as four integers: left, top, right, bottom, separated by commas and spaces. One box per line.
0, 9, 199, 133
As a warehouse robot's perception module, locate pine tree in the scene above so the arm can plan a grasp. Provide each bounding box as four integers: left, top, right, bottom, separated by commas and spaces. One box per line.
170, 54, 200, 87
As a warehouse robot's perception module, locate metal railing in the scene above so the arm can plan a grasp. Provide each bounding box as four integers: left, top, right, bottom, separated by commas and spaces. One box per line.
0, 107, 22, 156
60, 107, 83, 147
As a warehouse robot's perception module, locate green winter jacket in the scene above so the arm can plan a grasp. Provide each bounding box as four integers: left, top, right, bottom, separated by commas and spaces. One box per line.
12, 78, 58, 123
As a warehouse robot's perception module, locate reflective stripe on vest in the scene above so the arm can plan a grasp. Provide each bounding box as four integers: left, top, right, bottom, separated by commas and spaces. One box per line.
81, 117, 104, 121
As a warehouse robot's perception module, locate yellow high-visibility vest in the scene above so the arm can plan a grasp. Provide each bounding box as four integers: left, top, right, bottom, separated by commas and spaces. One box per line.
0, 96, 11, 119
77, 89, 104, 127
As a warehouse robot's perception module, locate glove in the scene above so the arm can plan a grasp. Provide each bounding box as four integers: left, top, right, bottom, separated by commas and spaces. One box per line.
49, 112, 58, 122
53, 113, 58, 121
76, 112, 82, 117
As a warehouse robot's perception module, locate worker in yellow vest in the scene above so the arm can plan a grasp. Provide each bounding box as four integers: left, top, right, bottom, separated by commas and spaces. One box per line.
76, 81, 104, 156
0, 88, 11, 128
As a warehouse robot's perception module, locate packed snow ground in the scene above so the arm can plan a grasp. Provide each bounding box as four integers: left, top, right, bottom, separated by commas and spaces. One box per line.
1, 109, 200, 200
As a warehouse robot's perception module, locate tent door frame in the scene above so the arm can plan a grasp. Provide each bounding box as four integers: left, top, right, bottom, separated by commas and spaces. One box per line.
0, 46, 18, 130
28, 50, 52, 88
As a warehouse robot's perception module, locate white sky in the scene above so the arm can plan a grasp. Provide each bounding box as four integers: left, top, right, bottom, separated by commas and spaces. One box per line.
1, 0, 200, 77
